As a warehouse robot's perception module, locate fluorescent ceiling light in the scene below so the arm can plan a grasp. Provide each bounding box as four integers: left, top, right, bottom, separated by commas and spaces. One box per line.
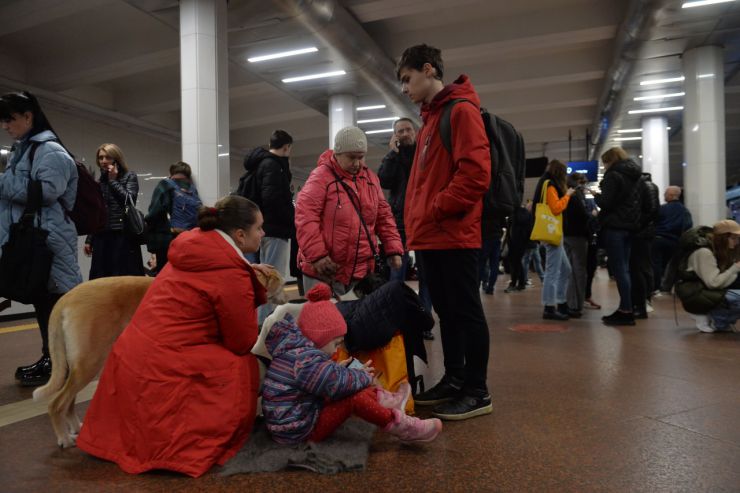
634, 92, 685, 101
628, 106, 684, 114
366, 128, 394, 134
218, 153, 230, 157
357, 116, 399, 124
357, 105, 386, 111
614, 136, 642, 141
682, 0, 735, 8
640, 76, 685, 86
248, 47, 318, 63
282, 70, 346, 83
0, 149, 9, 155
617, 128, 642, 134
145, 176, 168, 181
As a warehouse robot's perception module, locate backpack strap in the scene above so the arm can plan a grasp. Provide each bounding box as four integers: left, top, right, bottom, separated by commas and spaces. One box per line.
438, 98, 476, 155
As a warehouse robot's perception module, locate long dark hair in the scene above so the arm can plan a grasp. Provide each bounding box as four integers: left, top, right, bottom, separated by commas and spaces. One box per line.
0, 91, 58, 139
546, 159, 568, 192
198, 195, 260, 234
711, 233, 739, 271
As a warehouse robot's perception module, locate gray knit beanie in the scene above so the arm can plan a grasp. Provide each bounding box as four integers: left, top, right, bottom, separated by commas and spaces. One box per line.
333, 126, 367, 154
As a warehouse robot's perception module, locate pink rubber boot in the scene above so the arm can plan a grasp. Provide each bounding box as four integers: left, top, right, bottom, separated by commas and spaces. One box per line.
376, 382, 411, 411
383, 408, 442, 443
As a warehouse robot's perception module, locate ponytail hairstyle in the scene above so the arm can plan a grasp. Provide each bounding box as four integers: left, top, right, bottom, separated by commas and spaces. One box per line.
197, 195, 260, 234
0, 91, 60, 140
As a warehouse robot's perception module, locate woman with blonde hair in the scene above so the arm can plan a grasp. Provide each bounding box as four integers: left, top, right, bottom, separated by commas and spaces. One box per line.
595, 146, 643, 326
533, 160, 575, 320
84, 143, 144, 278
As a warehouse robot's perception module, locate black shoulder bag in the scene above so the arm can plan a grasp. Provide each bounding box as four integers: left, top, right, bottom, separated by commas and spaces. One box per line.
328, 168, 389, 286
0, 145, 54, 304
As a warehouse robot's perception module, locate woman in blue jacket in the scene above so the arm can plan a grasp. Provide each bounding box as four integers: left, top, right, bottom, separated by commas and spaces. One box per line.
0, 91, 82, 386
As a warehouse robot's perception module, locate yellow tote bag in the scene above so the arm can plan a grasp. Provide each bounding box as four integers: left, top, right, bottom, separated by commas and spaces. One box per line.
529, 179, 563, 246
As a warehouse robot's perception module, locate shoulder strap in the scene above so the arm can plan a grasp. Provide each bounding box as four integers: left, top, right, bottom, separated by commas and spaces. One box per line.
540, 180, 550, 204
439, 98, 475, 155
22, 142, 44, 220
327, 167, 379, 259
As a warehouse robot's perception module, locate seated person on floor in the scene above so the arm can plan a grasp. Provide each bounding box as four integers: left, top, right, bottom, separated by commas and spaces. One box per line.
262, 283, 442, 444
76, 195, 267, 478
673, 220, 740, 333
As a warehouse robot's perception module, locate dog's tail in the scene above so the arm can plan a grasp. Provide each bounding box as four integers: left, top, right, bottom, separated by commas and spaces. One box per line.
33, 303, 68, 401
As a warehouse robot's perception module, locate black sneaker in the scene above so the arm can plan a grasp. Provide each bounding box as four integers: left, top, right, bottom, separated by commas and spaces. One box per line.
432, 394, 492, 421
602, 310, 636, 326
413, 375, 462, 406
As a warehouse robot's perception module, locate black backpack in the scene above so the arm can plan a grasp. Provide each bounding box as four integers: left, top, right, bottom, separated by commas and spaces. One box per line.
234, 169, 261, 206
439, 99, 525, 220
30, 142, 106, 236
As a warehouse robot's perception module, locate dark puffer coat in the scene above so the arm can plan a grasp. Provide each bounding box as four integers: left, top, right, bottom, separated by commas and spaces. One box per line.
336, 280, 431, 376
377, 144, 415, 244
243, 147, 294, 239
596, 159, 643, 231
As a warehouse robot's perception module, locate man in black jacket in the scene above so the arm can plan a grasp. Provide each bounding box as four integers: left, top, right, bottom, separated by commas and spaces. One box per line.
630, 173, 660, 318
240, 130, 294, 324
378, 118, 434, 339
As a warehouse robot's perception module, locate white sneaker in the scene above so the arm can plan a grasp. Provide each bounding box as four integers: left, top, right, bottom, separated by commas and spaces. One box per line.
691, 314, 715, 333
646, 301, 654, 313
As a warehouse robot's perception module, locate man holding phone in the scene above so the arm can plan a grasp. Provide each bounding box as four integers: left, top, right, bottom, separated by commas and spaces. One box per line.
378, 118, 434, 340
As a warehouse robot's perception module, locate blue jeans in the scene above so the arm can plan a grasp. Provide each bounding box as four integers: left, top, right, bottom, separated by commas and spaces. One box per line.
389, 252, 410, 282
522, 246, 545, 280
603, 228, 633, 312
708, 290, 740, 330
253, 237, 290, 324
542, 243, 571, 306
478, 237, 502, 290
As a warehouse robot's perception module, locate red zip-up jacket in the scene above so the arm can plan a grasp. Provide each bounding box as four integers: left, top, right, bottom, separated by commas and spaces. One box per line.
404, 75, 491, 250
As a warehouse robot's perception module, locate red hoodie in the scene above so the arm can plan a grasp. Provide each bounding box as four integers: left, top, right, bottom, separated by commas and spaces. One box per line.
404, 74, 491, 250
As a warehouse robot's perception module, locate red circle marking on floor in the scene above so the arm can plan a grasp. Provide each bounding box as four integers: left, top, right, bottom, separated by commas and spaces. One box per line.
510, 324, 569, 333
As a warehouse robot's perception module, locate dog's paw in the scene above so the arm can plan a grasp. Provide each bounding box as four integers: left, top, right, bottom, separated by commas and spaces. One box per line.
57, 434, 77, 449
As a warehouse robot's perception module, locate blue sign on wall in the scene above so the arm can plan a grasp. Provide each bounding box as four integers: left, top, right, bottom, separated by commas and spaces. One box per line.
567, 161, 598, 182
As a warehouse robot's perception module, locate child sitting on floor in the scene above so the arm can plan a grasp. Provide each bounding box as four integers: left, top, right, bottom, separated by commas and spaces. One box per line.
262, 283, 442, 444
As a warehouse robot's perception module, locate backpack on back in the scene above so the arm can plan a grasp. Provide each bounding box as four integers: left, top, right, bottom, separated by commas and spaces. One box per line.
30, 142, 106, 236
166, 179, 202, 233
439, 99, 525, 221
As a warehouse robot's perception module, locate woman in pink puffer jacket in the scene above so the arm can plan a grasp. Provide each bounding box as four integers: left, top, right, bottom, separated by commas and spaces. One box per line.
296, 126, 403, 295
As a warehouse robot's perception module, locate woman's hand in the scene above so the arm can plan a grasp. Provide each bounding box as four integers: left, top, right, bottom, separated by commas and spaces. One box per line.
312, 256, 338, 280
250, 263, 274, 277
388, 254, 403, 270
566, 187, 576, 197
106, 164, 118, 181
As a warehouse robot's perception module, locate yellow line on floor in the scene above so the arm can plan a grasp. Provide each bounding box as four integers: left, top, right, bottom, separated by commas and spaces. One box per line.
0, 380, 98, 428
0, 323, 38, 335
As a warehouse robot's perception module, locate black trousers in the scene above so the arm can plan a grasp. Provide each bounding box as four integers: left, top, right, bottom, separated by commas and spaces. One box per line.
508, 247, 526, 288
416, 249, 490, 395
585, 240, 598, 300
630, 237, 654, 312
33, 292, 63, 357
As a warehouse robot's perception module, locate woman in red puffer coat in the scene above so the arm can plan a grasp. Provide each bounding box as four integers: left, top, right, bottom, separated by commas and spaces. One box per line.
296, 126, 404, 295
76, 196, 266, 478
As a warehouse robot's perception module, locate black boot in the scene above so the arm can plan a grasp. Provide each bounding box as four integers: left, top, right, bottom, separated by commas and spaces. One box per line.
15, 355, 49, 380
602, 310, 636, 326
543, 305, 569, 321
17, 356, 51, 387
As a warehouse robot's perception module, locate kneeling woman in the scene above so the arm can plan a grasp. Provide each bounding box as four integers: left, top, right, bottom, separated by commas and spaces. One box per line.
684, 220, 740, 333
77, 196, 266, 477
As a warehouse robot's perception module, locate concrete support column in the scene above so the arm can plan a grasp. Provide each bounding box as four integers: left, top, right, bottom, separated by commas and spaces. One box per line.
641, 116, 669, 199
683, 45, 726, 224
180, 0, 229, 206
328, 94, 356, 147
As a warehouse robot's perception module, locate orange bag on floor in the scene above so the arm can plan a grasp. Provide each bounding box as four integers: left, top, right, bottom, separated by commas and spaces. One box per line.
336, 332, 414, 415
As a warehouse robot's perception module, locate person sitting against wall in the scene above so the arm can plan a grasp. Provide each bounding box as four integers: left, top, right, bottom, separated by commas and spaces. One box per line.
84, 143, 144, 278
76, 196, 266, 477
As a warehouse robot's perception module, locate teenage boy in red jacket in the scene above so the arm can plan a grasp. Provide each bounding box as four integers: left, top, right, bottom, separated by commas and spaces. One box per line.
397, 44, 492, 420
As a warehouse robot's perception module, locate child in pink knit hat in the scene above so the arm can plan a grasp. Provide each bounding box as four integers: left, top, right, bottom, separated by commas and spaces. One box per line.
261, 283, 442, 444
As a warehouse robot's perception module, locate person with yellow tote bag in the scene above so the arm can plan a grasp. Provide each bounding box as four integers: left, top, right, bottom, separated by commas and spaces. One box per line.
531, 160, 575, 320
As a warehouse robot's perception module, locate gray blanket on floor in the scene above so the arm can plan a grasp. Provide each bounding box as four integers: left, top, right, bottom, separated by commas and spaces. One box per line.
219, 419, 376, 475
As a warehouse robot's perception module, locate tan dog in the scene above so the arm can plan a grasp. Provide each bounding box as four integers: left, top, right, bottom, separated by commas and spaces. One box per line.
33, 267, 286, 448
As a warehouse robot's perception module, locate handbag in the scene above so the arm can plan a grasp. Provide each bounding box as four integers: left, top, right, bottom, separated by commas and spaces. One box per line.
123, 193, 147, 243
530, 179, 563, 246
0, 155, 53, 304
